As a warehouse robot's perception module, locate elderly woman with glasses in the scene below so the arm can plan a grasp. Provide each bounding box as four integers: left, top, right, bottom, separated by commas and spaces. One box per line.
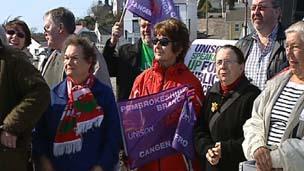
194, 45, 260, 171
129, 18, 204, 171
242, 21, 304, 171
32, 35, 120, 171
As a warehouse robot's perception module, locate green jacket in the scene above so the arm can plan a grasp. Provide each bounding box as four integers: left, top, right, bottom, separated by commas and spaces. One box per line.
0, 46, 50, 152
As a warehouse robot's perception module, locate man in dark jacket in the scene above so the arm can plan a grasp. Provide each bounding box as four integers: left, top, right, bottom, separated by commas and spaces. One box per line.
194, 45, 260, 171
103, 18, 153, 101
0, 26, 50, 171
236, 0, 288, 90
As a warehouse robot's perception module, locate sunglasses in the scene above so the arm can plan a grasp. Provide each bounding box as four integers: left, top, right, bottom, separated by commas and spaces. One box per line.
152, 37, 174, 46
6, 30, 25, 38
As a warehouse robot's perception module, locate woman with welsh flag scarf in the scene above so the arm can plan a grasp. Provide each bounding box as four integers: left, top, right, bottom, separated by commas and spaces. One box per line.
32, 35, 120, 171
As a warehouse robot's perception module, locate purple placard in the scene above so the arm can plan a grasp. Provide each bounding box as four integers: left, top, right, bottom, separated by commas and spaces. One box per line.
118, 85, 196, 169
126, 0, 180, 24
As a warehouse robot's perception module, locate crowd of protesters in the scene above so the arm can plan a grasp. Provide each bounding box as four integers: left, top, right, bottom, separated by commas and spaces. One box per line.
1, 0, 304, 170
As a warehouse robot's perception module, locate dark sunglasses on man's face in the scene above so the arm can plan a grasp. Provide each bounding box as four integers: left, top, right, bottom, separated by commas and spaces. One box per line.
152, 37, 174, 46
6, 30, 25, 38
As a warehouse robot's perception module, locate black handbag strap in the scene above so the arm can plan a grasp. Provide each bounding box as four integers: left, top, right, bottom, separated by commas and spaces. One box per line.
208, 91, 242, 131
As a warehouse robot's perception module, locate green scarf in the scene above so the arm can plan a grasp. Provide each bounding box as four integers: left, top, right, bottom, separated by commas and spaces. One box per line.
53, 75, 104, 156
140, 42, 154, 71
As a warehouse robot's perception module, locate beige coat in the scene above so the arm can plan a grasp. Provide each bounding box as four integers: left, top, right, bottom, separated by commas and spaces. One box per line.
242, 70, 304, 171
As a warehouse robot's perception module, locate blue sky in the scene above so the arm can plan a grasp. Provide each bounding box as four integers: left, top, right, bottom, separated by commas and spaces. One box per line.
0, 0, 108, 33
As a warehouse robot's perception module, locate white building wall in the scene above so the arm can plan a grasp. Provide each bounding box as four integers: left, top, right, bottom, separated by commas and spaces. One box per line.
28, 38, 41, 57
123, 0, 198, 43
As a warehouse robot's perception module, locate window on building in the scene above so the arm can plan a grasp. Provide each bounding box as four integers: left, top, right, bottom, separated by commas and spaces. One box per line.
235, 24, 240, 32
127, 38, 132, 43
134, 37, 139, 43
175, 5, 180, 18
132, 19, 140, 33
295, 0, 304, 21
133, 13, 139, 17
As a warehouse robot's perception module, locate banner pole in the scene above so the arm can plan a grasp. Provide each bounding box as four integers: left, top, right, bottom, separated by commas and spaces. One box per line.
118, 110, 129, 157
119, 0, 129, 24
117, 105, 130, 170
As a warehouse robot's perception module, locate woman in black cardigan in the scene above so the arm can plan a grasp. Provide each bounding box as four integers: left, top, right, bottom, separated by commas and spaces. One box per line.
194, 45, 260, 171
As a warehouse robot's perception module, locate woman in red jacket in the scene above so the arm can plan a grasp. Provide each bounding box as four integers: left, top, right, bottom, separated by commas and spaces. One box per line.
129, 18, 204, 171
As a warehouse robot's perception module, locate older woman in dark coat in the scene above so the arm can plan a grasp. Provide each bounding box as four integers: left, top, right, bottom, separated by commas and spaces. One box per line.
194, 45, 260, 171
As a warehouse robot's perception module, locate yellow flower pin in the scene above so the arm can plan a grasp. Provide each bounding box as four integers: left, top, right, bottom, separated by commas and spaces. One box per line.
211, 102, 219, 112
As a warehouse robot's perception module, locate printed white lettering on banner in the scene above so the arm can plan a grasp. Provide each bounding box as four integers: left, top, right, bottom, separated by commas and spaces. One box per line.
156, 94, 185, 112
139, 140, 171, 158
173, 134, 188, 147
127, 125, 154, 140
181, 112, 191, 123
120, 87, 188, 112
160, 0, 177, 17
130, 1, 152, 16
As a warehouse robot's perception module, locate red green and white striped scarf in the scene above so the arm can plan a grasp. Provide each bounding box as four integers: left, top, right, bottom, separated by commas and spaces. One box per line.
53, 75, 104, 156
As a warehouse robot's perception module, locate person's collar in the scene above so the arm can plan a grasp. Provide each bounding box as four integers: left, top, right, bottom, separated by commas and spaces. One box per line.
220, 74, 245, 96
152, 60, 186, 74
142, 39, 152, 48
142, 41, 152, 49
253, 24, 279, 40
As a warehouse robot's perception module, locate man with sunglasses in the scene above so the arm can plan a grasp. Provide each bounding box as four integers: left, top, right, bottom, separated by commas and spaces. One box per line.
41, 7, 111, 88
103, 18, 153, 101
236, 0, 288, 90
0, 25, 50, 171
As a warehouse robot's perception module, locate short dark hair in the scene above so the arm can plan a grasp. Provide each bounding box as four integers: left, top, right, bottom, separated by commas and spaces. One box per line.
154, 18, 190, 63
271, 0, 282, 8
216, 45, 245, 64
4, 18, 31, 49
45, 7, 75, 34
62, 35, 96, 73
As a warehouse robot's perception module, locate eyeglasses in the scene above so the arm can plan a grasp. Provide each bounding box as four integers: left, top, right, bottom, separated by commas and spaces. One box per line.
250, 4, 273, 11
215, 59, 238, 66
64, 55, 81, 62
152, 37, 174, 46
6, 30, 25, 38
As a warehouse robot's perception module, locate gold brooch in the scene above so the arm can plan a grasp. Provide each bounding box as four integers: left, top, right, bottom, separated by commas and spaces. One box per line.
211, 102, 219, 112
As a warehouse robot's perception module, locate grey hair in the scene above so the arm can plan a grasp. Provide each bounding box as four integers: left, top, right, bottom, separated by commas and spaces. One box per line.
285, 21, 304, 43
44, 7, 75, 34
0, 25, 8, 46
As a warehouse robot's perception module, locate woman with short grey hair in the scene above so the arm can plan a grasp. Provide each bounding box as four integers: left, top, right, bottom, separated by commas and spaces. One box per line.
242, 21, 304, 171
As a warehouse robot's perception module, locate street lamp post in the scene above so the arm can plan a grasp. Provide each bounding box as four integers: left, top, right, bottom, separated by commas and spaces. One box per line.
243, 0, 248, 37
206, 0, 208, 35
